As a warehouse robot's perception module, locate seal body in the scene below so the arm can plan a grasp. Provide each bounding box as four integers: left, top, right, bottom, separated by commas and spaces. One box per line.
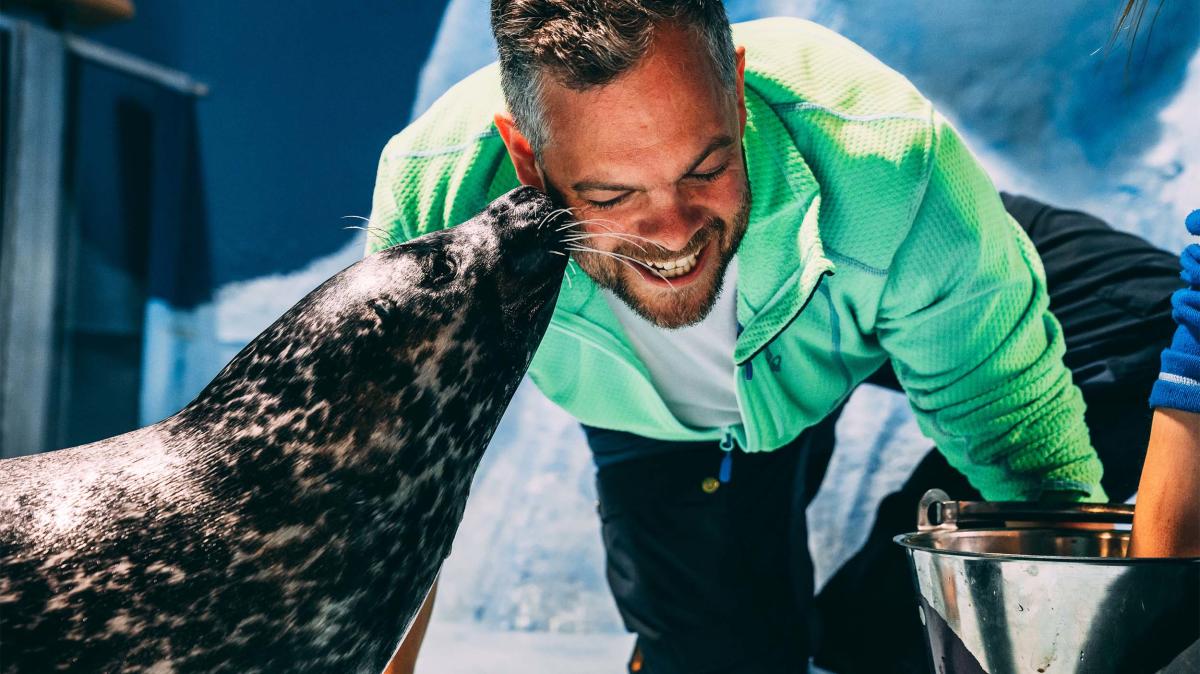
0, 187, 567, 673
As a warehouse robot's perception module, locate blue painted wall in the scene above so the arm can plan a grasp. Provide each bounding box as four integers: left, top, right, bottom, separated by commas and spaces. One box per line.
16, 1, 456, 425
85, 1, 449, 290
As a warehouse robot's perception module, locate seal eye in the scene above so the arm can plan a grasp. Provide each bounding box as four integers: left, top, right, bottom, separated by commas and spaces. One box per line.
422, 253, 458, 287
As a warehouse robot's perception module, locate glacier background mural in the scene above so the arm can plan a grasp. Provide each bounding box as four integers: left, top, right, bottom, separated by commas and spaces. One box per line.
91, 1, 1199, 671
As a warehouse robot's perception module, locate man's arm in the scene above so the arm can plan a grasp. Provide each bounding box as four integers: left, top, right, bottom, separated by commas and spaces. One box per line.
383, 580, 439, 674
1132, 217, 1200, 556
875, 113, 1105, 503
1131, 408, 1200, 556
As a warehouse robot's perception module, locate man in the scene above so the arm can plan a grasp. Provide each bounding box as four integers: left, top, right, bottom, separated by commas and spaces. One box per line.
370, 2, 1179, 671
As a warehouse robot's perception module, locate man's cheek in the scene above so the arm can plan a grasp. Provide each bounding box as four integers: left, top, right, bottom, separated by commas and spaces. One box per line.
702, 180, 746, 220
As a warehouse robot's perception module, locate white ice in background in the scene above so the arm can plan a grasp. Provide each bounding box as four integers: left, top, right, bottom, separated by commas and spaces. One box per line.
138, 236, 369, 424
136, 1, 1200, 671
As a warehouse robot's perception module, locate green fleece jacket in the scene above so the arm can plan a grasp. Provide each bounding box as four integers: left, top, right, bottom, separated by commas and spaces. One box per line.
368, 18, 1106, 502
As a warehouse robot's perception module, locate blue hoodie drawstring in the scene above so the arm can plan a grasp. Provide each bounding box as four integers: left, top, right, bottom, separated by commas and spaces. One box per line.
719, 429, 735, 484
736, 322, 782, 379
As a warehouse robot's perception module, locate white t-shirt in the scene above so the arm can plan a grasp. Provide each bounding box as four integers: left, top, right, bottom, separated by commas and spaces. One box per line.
602, 257, 742, 430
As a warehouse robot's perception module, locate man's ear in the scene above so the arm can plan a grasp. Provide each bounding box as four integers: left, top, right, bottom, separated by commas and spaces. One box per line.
494, 112, 545, 190
735, 45, 747, 133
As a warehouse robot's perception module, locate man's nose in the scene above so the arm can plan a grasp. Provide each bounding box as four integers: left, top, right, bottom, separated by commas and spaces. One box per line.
634, 197, 703, 252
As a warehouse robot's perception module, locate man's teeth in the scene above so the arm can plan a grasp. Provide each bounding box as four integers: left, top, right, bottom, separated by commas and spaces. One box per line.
643, 250, 700, 278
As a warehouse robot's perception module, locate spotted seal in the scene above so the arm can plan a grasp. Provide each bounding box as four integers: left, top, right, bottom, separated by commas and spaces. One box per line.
0, 186, 567, 673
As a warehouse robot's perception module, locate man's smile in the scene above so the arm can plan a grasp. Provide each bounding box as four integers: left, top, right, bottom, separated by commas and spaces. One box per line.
631, 239, 712, 286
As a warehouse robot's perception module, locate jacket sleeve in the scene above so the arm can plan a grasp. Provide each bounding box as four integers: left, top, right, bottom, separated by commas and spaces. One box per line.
876, 113, 1106, 502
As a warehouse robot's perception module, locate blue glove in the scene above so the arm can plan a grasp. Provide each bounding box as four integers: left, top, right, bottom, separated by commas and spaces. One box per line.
1149, 209, 1200, 412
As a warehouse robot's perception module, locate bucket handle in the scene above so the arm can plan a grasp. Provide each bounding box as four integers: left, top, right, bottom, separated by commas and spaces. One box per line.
917, 489, 1134, 531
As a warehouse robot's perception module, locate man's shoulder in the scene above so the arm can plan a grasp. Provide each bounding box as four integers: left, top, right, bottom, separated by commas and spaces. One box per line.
737, 19, 937, 273
736, 17, 930, 121
371, 63, 515, 244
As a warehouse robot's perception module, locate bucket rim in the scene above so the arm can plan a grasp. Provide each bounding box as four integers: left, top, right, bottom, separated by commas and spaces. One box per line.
892, 530, 1200, 564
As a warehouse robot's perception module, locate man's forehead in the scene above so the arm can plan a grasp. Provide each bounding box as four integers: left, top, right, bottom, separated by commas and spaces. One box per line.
537, 76, 734, 180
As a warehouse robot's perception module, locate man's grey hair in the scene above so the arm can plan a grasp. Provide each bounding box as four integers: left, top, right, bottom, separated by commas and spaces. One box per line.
491, 0, 737, 155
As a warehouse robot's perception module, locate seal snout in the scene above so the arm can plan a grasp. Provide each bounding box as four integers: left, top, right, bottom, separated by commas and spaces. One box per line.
491, 187, 570, 282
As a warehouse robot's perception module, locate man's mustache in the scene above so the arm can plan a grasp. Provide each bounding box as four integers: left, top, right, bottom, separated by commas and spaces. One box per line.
608, 218, 723, 261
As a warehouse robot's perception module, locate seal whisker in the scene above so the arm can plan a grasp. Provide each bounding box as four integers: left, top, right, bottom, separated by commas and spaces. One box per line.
559, 217, 629, 234
547, 239, 577, 290
567, 246, 674, 290
558, 221, 668, 252
343, 225, 400, 249
555, 217, 619, 233
565, 244, 676, 288
537, 207, 576, 232
562, 232, 650, 252
341, 216, 401, 247
556, 215, 621, 233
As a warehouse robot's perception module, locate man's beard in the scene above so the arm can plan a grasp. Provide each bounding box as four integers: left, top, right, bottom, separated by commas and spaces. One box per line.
573, 184, 751, 329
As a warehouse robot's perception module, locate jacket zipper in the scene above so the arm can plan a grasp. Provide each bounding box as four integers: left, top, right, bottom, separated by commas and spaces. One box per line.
719, 427, 735, 484
735, 269, 833, 368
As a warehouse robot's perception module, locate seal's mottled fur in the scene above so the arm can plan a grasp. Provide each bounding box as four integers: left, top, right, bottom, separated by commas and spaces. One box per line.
0, 187, 567, 673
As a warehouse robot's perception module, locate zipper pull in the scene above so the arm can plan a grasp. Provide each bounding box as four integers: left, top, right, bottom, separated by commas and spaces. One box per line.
719, 429, 735, 484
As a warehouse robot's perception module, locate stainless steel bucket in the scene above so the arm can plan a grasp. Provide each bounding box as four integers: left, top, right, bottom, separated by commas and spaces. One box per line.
894, 490, 1200, 674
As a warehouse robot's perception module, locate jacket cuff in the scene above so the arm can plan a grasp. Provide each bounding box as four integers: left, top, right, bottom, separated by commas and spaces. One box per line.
1150, 371, 1200, 413
1035, 479, 1108, 504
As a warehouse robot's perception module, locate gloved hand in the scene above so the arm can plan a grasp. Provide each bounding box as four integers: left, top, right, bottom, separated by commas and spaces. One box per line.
1148, 209, 1200, 411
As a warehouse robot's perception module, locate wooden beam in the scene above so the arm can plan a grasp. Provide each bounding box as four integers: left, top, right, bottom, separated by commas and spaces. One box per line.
9, 0, 135, 24
70, 0, 135, 23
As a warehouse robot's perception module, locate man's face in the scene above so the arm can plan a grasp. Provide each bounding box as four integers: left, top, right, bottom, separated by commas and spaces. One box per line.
533, 25, 749, 328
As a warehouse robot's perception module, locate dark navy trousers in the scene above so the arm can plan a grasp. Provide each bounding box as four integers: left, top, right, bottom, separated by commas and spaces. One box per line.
583, 193, 1182, 674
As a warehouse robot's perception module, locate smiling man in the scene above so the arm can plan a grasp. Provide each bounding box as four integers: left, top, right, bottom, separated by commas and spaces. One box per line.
369, 1, 1179, 672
